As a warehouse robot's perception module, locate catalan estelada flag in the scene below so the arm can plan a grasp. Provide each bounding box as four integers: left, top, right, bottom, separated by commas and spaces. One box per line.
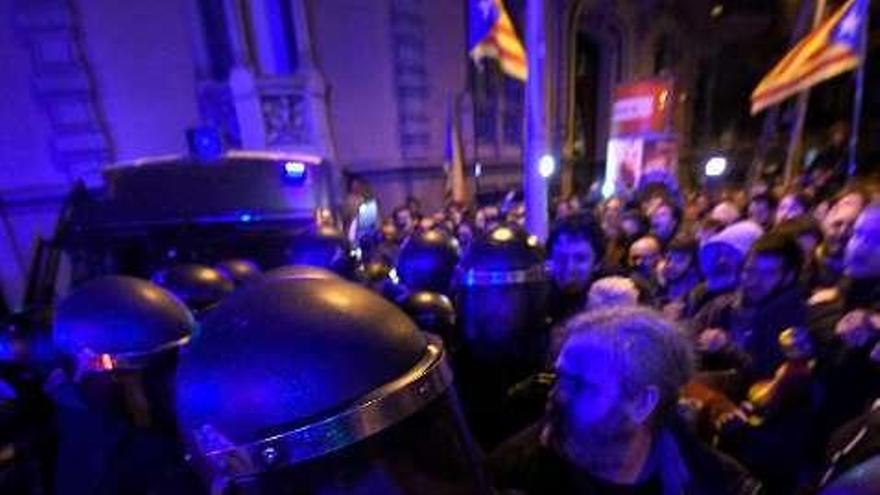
444, 96, 469, 203
469, 0, 527, 81
750, 0, 868, 115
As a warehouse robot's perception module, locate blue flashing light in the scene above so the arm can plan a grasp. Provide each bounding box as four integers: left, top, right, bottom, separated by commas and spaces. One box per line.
239, 213, 254, 223
284, 161, 306, 177
186, 126, 224, 161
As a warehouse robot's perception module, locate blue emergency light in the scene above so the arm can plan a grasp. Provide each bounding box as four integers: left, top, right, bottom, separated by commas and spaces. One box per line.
282, 161, 307, 183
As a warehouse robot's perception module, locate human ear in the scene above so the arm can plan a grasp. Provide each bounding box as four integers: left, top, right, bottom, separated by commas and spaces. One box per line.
627, 385, 660, 424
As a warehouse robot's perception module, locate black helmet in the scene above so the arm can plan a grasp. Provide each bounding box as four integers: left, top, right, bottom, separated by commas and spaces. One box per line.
151, 264, 234, 313
286, 225, 356, 278
454, 225, 550, 446
363, 258, 393, 284
176, 274, 489, 493
361, 259, 408, 303
53, 276, 195, 372
397, 229, 460, 295
263, 264, 340, 281
456, 225, 549, 363
216, 259, 262, 287
401, 291, 456, 344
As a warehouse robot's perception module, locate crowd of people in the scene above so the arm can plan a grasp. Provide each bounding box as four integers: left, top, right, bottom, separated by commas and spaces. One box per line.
350, 168, 880, 494
0, 165, 879, 494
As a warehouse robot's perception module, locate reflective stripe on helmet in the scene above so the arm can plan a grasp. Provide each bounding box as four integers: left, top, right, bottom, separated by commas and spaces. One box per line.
460, 265, 547, 287
188, 335, 453, 483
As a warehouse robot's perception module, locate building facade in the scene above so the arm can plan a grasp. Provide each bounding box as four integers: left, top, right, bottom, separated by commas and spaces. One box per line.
0, 0, 847, 307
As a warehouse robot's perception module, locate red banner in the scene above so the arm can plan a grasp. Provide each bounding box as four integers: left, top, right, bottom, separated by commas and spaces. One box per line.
610, 78, 674, 137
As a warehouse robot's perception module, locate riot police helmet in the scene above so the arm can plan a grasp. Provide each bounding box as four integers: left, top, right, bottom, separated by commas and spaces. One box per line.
216, 259, 262, 287
286, 225, 356, 278
397, 228, 460, 295
54, 275, 195, 373
176, 273, 490, 493
151, 264, 234, 313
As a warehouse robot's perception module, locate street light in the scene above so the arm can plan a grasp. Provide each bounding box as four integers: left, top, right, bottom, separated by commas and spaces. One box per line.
538, 154, 556, 178
601, 181, 615, 199
704, 156, 728, 177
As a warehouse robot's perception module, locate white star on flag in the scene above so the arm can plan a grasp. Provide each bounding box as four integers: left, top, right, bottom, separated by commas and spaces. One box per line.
839, 11, 860, 36
478, 0, 493, 18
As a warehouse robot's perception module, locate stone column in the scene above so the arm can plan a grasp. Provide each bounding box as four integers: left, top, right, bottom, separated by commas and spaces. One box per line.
224, 0, 266, 148
289, 0, 337, 160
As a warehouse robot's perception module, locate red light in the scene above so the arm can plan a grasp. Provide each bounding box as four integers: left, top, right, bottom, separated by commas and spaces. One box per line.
99, 354, 115, 371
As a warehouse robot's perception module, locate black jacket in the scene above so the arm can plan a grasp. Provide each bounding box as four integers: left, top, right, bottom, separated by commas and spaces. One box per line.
488, 421, 761, 495
685, 284, 735, 320
808, 277, 880, 446
51, 383, 204, 495
817, 399, 880, 489
692, 286, 807, 385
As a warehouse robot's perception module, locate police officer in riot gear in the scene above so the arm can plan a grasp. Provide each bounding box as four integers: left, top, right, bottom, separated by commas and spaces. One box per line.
176, 268, 491, 494
0, 307, 56, 494
50, 275, 202, 494
401, 291, 457, 346
453, 225, 550, 447
396, 228, 460, 296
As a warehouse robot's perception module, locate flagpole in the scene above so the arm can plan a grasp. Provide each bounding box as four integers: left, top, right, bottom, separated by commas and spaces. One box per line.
524, 0, 551, 240
465, 0, 478, 203
783, 0, 827, 187
451, 93, 470, 203
847, 0, 869, 178
470, 57, 482, 199
750, 0, 815, 188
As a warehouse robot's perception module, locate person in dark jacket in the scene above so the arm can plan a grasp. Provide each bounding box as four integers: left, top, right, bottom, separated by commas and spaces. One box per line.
693, 231, 806, 385
627, 235, 663, 304
814, 189, 868, 288
747, 193, 776, 231
773, 215, 823, 290
773, 192, 812, 227
489, 307, 760, 495
687, 221, 763, 318
815, 398, 880, 491
657, 235, 701, 318
809, 203, 880, 441
546, 214, 607, 325
649, 201, 682, 247
49, 277, 205, 495
0, 308, 57, 495
693, 235, 816, 492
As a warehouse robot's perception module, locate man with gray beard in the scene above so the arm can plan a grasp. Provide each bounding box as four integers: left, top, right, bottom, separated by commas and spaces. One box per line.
488, 307, 760, 495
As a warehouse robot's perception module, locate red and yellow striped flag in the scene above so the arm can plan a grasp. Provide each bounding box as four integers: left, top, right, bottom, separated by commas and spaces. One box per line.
468, 0, 527, 81
750, 0, 868, 114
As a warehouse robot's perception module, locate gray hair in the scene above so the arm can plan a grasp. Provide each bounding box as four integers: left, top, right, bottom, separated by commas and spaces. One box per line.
587, 276, 640, 310
559, 306, 695, 422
